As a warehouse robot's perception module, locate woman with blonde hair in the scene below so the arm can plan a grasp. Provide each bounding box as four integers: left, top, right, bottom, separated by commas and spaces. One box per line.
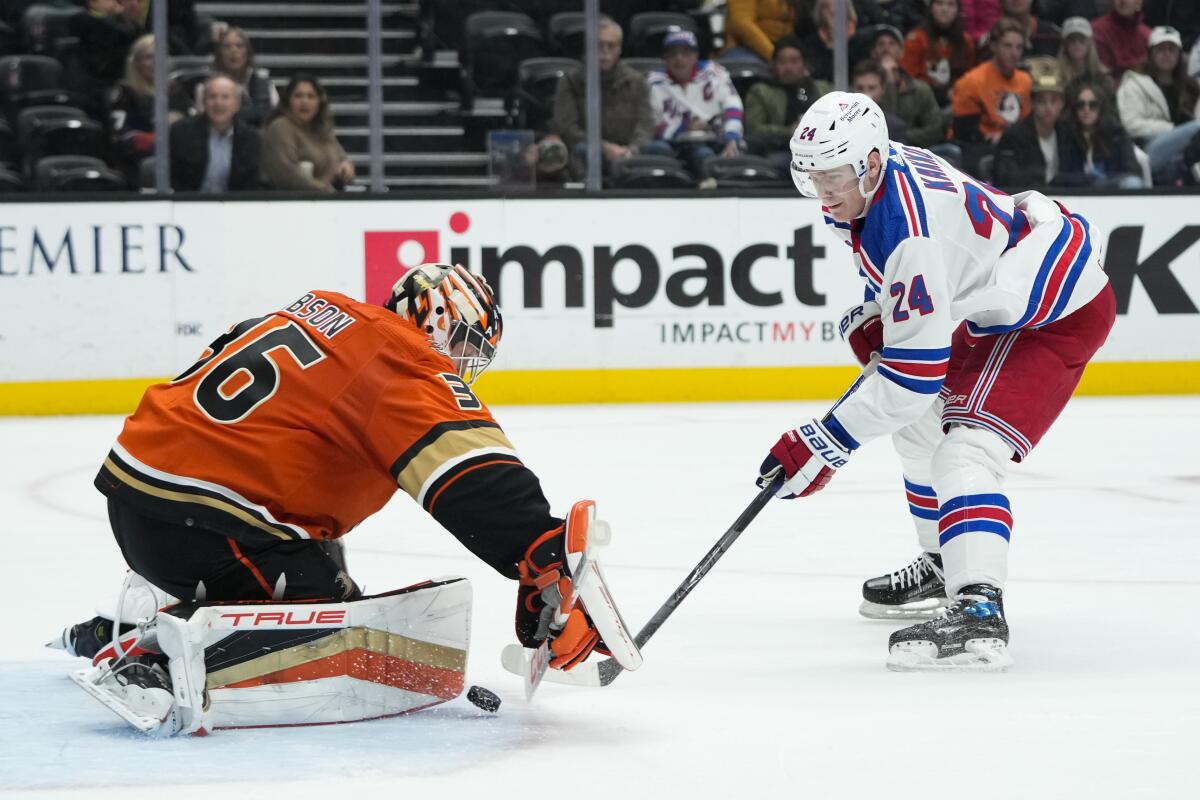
261, 74, 355, 192
1056, 17, 1114, 97
105, 33, 189, 182
204, 27, 279, 127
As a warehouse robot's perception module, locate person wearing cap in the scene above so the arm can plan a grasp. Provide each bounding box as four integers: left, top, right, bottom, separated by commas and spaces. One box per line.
994, 56, 1066, 188
901, 0, 978, 107
1057, 16, 1115, 97
744, 34, 831, 175
1117, 25, 1200, 181
646, 26, 746, 178
1092, 0, 1151, 83
722, 0, 796, 62
552, 14, 653, 178
868, 24, 948, 151
1000, 0, 1061, 58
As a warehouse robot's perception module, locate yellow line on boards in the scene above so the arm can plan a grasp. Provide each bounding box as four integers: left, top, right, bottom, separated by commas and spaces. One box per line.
1, 362, 1197, 416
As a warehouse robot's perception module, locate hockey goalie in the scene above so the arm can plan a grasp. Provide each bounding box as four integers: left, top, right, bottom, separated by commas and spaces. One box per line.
49, 264, 641, 735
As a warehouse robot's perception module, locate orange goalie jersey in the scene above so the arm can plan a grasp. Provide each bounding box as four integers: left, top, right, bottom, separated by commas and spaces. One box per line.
95, 290, 558, 578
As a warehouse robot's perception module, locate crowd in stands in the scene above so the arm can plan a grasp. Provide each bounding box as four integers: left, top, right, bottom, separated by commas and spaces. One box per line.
537, 0, 1200, 189
0, 0, 353, 192
3, 0, 1200, 192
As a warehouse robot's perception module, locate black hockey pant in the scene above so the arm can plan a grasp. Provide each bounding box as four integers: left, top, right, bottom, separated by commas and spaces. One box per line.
107, 498, 361, 604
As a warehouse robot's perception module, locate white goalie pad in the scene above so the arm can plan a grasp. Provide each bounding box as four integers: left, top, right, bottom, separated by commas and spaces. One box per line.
74, 577, 473, 735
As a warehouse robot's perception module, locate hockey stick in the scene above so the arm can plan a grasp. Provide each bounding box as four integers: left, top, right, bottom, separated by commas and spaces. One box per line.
502, 474, 782, 688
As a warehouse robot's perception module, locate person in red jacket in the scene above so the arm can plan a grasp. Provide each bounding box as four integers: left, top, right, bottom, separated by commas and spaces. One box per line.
1092, 0, 1151, 82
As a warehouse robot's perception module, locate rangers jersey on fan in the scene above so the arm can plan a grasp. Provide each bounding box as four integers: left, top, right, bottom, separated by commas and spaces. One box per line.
95, 290, 558, 578
820, 142, 1109, 452
648, 60, 744, 142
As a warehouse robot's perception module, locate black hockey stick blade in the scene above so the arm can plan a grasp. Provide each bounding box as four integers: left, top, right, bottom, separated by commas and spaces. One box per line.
507, 474, 782, 688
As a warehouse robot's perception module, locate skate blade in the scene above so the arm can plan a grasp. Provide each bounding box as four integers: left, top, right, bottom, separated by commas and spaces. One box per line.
885, 638, 1013, 673
71, 667, 176, 734
859, 597, 951, 621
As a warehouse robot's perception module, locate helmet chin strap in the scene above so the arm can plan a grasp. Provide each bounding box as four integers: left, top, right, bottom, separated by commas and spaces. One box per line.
853, 161, 885, 219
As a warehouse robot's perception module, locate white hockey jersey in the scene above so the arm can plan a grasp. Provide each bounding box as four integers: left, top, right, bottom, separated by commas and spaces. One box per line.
820, 142, 1109, 454
647, 61, 744, 142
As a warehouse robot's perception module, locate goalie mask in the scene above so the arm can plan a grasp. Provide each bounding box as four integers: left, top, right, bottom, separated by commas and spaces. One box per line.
385, 263, 503, 385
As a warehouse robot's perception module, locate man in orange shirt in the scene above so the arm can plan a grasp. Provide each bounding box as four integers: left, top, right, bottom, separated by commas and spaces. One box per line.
952, 17, 1032, 145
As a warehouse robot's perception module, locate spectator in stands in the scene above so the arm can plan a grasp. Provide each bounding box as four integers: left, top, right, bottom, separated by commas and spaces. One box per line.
1117, 25, 1200, 182
995, 56, 1066, 187
801, 0, 858, 82
960, 0, 1004, 42
1184, 126, 1200, 183
1036, 0, 1102, 26
1092, 0, 1151, 82
552, 15, 652, 177
853, 59, 911, 142
901, 0, 977, 107
201, 27, 279, 129
1144, 0, 1199, 54
1000, 0, 1062, 57
70, 0, 142, 112
745, 34, 831, 174
870, 27, 951, 150
1058, 17, 1115, 96
262, 75, 355, 192
1190, 36, 1200, 80
1056, 75, 1145, 186
106, 33, 189, 184
169, 75, 261, 193
952, 18, 1032, 146
723, 0, 797, 62
646, 28, 745, 179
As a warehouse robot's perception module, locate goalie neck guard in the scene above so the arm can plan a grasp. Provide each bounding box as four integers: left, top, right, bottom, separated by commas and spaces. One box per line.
385, 263, 503, 385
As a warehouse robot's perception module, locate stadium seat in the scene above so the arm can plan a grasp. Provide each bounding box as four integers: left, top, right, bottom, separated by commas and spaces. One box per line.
139, 156, 157, 191
702, 154, 786, 188
719, 58, 772, 102
24, 117, 105, 176
515, 57, 576, 131
547, 12, 585, 58
16, 104, 88, 148
627, 12, 698, 58
0, 55, 63, 109
33, 154, 107, 191
21, 4, 77, 55
0, 119, 14, 165
0, 165, 23, 192
610, 154, 694, 189
0, 20, 18, 55
45, 165, 128, 193
622, 58, 662, 76
465, 12, 544, 97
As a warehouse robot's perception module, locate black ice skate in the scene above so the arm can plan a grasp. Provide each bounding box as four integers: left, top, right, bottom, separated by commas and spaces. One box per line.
46, 615, 135, 659
72, 654, 181, 734
859, 551, 951, 620
886, 583, 1012, 672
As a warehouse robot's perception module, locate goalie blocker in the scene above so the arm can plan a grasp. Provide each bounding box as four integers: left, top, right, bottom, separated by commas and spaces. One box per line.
73, 578, 473, 736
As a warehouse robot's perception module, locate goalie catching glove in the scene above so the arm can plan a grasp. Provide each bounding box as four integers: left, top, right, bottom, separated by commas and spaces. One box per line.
514, 501, 641, 672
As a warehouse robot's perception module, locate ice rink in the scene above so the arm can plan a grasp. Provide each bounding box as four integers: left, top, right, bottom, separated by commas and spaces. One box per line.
2, 397, 1197, 799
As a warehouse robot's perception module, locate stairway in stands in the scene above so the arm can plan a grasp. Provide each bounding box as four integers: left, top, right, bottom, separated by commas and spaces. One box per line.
194, 0, 498, 189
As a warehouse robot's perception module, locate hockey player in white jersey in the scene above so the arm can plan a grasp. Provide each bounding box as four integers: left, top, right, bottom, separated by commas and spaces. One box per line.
757, 92, 1116, 670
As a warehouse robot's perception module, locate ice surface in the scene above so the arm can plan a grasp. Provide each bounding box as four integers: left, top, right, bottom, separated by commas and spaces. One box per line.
2, 398, 1198, 799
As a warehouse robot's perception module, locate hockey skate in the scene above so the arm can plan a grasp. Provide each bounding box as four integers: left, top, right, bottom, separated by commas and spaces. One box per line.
859, 552, 952, 620
886, 583, 1012, 672
71, 654, 185, 735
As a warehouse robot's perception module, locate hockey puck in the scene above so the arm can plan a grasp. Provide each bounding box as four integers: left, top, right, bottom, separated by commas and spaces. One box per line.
467, 685, 501, 713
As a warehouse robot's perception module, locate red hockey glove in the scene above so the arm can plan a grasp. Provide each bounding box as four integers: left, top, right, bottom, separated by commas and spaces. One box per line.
838, 301, 883, 368
515, 526, 607, 671
757, 418, 852, 499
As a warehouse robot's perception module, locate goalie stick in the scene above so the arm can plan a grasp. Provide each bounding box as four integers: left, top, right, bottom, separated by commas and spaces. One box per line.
502, 474, 781, 688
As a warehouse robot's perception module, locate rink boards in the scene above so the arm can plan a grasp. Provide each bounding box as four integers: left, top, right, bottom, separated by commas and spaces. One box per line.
0, 194, 1197, 414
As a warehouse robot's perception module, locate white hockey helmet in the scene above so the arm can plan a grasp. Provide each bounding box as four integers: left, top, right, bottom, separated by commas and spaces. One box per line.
385, 263, 503, 385
790, 91, 890, 203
